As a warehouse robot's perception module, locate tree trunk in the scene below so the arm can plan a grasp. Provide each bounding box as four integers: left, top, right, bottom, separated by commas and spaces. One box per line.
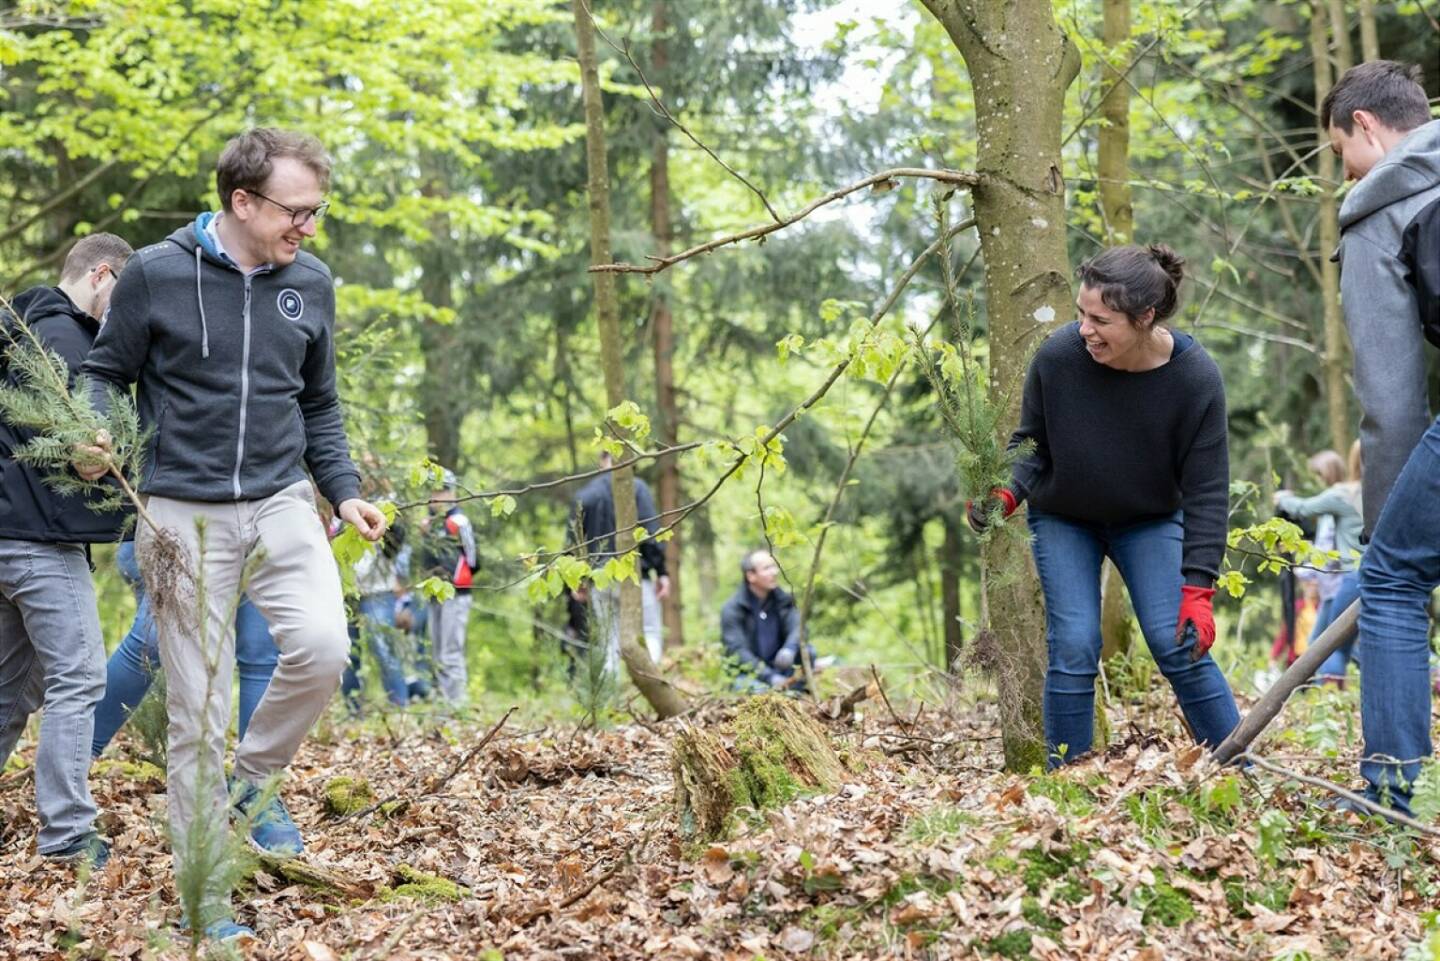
1358, 0, 1380, 61
1099, 564, 1136, 661
1310, 0, 1352, 455
418, 164, 462, 469
940, 513, 965, 671
1326, 0, 1354, 71
1095, 0, 1135, 743
650, 0, 685, 648
1097, 0, 1133, 244
694, 505, 718, 615
573, 0, 686, 719
920, 0, 1081, 772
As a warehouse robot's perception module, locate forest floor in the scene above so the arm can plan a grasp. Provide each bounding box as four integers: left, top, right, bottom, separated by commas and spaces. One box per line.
3, 670, 1438, 961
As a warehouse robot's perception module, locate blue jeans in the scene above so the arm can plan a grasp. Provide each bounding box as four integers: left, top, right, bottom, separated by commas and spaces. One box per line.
1314, 570, 1361, 682
92, 541, 278, 756
1356, 415, 1440, 813
0, 540, 106, 853
341, 593, 409, 706
1028, 509, 1241, 767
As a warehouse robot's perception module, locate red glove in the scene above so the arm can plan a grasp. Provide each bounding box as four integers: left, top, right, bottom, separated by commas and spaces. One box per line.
1177, 585, 1216, 660
966, 488, 1017, 533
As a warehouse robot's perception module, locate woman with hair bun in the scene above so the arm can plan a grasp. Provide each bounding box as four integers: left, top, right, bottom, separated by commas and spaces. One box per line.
967, 243, 1240, 767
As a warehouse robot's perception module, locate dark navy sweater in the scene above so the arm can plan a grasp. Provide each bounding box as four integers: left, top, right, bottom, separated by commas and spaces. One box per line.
1007, 322, 1229, 584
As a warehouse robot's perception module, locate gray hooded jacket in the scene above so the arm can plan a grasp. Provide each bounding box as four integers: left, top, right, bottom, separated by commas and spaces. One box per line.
1336, 119, 1440, 536
81, 215, 361, 506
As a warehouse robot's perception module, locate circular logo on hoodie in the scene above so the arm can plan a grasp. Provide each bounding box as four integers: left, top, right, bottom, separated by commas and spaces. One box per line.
277, 288, 304, 322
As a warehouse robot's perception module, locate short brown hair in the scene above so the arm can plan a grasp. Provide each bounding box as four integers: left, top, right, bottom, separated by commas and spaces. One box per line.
215, 128, 332, 212
1321, 61, 1431, 134
59, 232, 133, 284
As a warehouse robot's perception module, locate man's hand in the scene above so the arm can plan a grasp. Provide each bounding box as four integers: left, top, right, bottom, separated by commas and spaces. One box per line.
771, 644, 796, 672
72, 429, 113, 482
656, 574, 671, 600
339, 498, 387, 542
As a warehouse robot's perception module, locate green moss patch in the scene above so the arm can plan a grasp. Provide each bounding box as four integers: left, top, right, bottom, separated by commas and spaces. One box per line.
323, 776, 376, 817
382, 864, 466, 902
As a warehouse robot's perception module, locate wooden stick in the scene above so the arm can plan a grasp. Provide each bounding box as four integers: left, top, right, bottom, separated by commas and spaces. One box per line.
1241, 751, 1440, 837
513, 855, 626, 928
329, 706, 514, 827
1213, 600, 1358, 764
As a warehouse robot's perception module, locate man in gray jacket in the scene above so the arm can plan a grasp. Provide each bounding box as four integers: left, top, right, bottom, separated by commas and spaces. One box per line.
1324, 60, 1440, 814
79, 129, 386, 940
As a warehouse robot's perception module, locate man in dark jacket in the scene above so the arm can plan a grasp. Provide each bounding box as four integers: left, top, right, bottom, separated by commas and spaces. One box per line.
0, 232, 132, 869
77, 129, 386, 941
719, 549, 808, 691
569, 451, 669, 673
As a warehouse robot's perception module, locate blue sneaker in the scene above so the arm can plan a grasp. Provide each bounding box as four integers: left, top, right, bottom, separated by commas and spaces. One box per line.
231, 779, 304, 858
180, 914, 257, 945
44, 831, 110, 870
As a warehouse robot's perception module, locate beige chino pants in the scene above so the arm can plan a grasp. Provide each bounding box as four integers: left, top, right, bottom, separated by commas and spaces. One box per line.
138, 480, 347, 854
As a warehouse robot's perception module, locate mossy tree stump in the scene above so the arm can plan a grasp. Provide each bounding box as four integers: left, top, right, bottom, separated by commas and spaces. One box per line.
673, 695, 848, 840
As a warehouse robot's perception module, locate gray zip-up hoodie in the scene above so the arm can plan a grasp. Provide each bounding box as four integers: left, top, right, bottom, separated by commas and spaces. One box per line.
1336, 119, 1440, 537
81, 214, 361, 507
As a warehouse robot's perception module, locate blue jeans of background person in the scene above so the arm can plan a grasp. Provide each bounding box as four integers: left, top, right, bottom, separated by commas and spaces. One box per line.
1028, 509, 1241, 768
0, 540, 107, 854
1314, 570, 1361, 682
1356, 415, 1440, 813
92, 541, 279, 756
341, 592, 409, 707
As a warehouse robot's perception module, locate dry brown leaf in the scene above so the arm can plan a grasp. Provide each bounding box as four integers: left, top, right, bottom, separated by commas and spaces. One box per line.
299, 941, 341, 961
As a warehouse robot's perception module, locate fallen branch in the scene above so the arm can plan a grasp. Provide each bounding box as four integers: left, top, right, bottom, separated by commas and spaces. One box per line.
870, 664, 911, 737
819, 681, 875, 722
590, 168, 980, 275
254, 853, 374, 899
367, 909, 425, 960
1240, 752, 1440, 838
1213, 600, 1357, 764
330, 707, 515, 828
513, 854, 627, 928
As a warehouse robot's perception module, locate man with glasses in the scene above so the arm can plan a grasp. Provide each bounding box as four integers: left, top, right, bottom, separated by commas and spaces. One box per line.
0, 233, 132, 870
80, 128, 385, 943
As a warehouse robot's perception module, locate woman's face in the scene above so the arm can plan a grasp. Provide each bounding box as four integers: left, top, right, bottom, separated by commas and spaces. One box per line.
1076, 284, 1153, 368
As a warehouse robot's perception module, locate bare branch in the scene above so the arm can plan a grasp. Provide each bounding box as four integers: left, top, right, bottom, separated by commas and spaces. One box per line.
393, 440, 705, 513
576, 0, 780, 222
1241, 752, 1440, 838
589, 169, 980, 275
480, 216, 978, 592
0, 161, 118, 245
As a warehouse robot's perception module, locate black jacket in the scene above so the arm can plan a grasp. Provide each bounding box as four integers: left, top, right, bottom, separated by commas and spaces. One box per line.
81, 214, 361, 506
570, 473, 667, 578
0, 286, 128, 543
719, 583, 803, 682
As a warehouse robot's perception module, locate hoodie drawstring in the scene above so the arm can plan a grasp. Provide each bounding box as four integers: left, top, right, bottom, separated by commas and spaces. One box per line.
194, 245, 210, 359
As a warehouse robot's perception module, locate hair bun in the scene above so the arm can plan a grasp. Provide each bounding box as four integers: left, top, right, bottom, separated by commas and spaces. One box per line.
1147, 243, 1186, 287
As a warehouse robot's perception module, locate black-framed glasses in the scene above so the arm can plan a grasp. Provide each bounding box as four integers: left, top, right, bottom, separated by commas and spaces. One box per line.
247, 189, 329, 227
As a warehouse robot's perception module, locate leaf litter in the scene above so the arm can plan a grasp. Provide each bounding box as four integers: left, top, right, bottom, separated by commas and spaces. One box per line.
1, 686, 1435, 960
